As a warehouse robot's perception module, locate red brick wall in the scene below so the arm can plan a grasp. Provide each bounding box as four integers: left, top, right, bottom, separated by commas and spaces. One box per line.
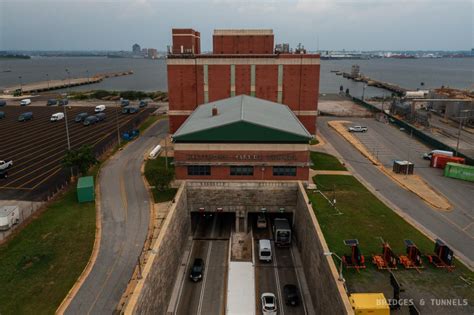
296, 115, 316, 134
213, 35, 274, 54
300, 65, 320, 111
208, 65, 231, 102
169, 115, 189, 133
176, 165, 308, 181
282, 65, 302, 111
174, 150, 308, 163
256, 65, 278, 102
235, 65, 251, 95
167, 65, 198, 111
172, 29, 200, 54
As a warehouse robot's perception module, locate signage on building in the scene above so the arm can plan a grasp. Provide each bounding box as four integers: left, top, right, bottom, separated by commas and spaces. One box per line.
186, 153, 297, 161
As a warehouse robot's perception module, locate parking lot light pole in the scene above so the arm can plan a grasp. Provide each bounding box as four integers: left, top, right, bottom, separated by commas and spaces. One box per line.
324, 252, 345, 282
115, 101, 121, 146
18, 76, 23, 93
46, 73, 50, 89
64, 69, 72, 151
455, 109, 473, 157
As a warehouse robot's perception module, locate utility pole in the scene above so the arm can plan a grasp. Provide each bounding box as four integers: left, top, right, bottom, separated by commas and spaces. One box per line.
64, 69, 71, 151
46, 73, 50, 89
18, 76, 22, 94
362, 84, 367, 101
164, 136, 168, 170
116, 101, 121, 146
455, 109, 473, 157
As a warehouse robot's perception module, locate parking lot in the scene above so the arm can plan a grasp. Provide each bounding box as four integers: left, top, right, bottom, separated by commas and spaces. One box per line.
0, 104, 152, 198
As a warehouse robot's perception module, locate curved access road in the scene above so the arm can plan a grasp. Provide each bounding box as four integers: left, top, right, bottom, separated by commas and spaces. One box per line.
65, 119, 168, 314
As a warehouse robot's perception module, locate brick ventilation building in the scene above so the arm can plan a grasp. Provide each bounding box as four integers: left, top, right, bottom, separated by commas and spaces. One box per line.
172, 95, 312, 181
167, 28, 320, 134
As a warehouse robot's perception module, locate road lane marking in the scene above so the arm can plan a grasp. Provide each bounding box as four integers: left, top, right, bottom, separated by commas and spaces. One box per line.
273, 242, 285, 315
197, 215, 217, 315
174, 240, 195, 314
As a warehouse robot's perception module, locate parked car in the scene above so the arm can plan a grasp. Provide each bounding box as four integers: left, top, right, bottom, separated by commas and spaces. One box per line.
122, 105, 139, 114
94, 104, 106, 112
257, 214, 267, 229
83, 115, 99, 126
120, 99, 130, 107
95, 112, 106, 121
0, 100, 6, 107
0, 160, 13, 171
18, 112, 33, 121
46, 99, 58, 106
75, 112, 88, 122
189, 258, 205, 282
0, 170, 8, 179
50, 112, 65, 122
58, 99, 69, 106
348, 126, 368, 132
283, 284, 300, 306
20, 99, 32, 106
0, 111, 5, 119
261, 293, 277, 315
139, 100, 148, 108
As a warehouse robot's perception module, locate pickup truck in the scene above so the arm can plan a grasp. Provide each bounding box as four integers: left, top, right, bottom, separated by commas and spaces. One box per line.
348, 126, 368, 132
0, 160, 13, 171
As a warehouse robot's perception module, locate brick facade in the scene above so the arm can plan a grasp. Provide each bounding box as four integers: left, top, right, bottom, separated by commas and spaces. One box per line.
168, 28, 320, 135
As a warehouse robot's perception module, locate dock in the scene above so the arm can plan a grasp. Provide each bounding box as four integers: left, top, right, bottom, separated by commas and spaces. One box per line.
2, 70, 134, 94
342, 72, 407, 95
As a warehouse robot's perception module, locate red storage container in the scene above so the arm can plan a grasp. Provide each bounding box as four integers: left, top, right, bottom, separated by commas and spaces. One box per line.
430, 154, 465, 169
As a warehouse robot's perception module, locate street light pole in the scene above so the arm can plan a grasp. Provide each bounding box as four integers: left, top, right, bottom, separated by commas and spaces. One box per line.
18, 76, 23, 94
455, 109, 473, 157
115, 101, 121, 146
46, 73, 50, 89
362, 84, 367, 101
64, 69, 71, 151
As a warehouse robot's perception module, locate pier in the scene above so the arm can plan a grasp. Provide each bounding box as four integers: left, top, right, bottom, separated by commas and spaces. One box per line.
342, 72, 407, 95
2, 70, 134, 94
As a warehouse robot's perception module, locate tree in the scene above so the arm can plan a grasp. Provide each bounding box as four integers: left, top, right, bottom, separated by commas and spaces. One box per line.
63, 145, 97, 176
145, 167, 174, 192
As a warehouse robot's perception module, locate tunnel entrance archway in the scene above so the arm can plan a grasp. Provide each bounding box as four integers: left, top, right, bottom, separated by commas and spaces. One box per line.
190, 211, 235, 240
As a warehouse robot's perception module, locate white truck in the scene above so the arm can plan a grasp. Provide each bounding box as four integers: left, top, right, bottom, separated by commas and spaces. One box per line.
0, 206, 20, 231
0, 160, 13, 171
348, 125, 368, 132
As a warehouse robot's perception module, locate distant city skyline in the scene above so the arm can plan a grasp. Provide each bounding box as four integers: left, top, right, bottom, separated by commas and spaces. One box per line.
0, 0, 472, 51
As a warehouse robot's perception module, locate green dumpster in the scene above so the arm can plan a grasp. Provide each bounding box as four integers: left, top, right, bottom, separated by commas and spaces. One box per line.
77, 176, 95, 203
444, 162, 474, 182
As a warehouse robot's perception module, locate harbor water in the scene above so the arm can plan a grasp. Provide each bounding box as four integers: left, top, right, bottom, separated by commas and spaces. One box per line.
1, 57, 472, 98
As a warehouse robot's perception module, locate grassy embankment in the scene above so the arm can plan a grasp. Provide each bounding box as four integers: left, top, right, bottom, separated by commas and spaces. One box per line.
310, 151, 347, 171
308, 170, 473, 304
144, 156, 177, 203
0, 168, 98, 315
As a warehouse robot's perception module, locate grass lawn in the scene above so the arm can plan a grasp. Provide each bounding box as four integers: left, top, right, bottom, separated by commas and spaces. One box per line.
144, 156, 177, 203
0, 180, 96, 314
308, 175, 473, 311
138, 115, 159, 133
310, 151, 347, 171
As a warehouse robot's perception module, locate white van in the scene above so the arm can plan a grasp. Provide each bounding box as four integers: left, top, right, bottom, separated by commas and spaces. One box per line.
20, 99, 31, 106
50, 112, 65, 122
423, 150, 453, 160
148, 144, 162, 159
259, 239, 272, 262
0, 206, 20, 231
95, 104, 106, 112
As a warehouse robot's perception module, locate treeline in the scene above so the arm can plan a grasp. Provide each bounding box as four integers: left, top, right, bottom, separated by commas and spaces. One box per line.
69, 90, 168, 102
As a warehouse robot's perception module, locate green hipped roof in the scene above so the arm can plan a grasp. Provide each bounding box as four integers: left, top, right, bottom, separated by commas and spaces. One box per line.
173, 95, 312, 143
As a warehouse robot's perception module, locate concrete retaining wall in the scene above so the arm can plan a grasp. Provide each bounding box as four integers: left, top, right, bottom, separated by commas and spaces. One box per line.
125, 182, 190, 314
294, 182, 353, 314
186, 180, 298, 212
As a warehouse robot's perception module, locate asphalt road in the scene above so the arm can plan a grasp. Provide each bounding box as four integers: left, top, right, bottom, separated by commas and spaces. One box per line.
176, 213, 231, 315
318, 117, 474, 267
65, 119, 168, 314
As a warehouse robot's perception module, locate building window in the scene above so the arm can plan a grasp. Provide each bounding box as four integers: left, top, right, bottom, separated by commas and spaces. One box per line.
230, 166, 254, 176
273, 166, 297, 176
188, 165, 211, 176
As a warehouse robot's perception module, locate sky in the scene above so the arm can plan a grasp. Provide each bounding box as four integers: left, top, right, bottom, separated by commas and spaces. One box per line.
0, 0, 472, 51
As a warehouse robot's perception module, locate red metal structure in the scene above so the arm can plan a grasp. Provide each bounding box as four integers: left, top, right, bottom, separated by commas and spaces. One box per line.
398, 239, 424, 271
342, 239, 366, 271
372, 242, 398, 270
426, 239, 455, 271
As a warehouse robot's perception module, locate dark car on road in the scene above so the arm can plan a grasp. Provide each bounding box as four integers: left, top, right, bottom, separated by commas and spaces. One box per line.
75, 112, 88, 123
0, 100, 6, 107
0, 111, 5, 119
58, 99, 69, 106
47, 99, 58, 106
18, 112, 33, 122
83, 115, 99, 126
189, 258, 205, 282
139, 100, 148, 108
95, 112, 106, 121
120, 99, 130, 107
283, 284, 300, 306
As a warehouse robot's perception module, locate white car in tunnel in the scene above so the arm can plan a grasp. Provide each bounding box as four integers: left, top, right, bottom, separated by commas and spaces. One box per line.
261, 292, 277, 315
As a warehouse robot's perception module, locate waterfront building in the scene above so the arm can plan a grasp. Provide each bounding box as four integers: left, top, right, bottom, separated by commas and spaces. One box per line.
172, 95, 312, 181
132, 43, 141, 55
167, 28, 321, 134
